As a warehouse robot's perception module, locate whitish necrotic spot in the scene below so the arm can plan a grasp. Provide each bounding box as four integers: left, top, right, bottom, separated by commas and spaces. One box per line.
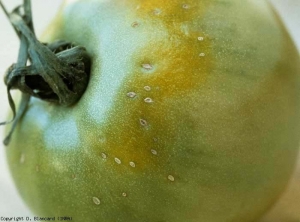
127, 92, 137, 98
129, 162, 136, 167
144, 97, 153, 103
139, 119, 148, 126
93, 197, 101, 205
151, 149, 158, 155
198, 37, 204, 41
199, 53, 205, 57
115, 157, 122, 164
101, 153, 107, 159
142, 63, 153, 70
131, 21, 139, 27
182, 4, 190, 9
168, 175, 175, 182
144, 86, 151, 91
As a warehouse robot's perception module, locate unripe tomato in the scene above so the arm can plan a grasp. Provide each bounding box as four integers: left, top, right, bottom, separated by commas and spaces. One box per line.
5, 0, 300, 221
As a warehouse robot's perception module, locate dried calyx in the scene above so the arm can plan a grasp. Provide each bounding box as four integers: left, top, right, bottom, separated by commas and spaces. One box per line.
0, 0, 91, 145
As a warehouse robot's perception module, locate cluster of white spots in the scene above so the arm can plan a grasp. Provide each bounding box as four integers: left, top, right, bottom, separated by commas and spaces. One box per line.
142, 63, 153, 70
93, 197, 101, 205
118, 53, 179, 186
100, 152, 136, 169
131, 21, 139, 28
127, 92, 137, 98
139, 118, 148, 127
129, 161, 136, 168
168, 175, 175, 182
101, 152, 107, 159
182, 4, 190, 9
199, 53, 205, 57
144, 97, 154, 103
144, 86, 151, 91
151, 149, 158, 155
122, 192, 127, 197
114, 157, 122, 164
20, 153, 25, 164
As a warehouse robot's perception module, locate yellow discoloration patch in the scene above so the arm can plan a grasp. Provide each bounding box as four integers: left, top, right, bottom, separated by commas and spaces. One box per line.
82, 0, 213, 173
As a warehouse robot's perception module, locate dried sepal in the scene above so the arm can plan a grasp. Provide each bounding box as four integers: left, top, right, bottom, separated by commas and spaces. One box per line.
0, 0, 91, 145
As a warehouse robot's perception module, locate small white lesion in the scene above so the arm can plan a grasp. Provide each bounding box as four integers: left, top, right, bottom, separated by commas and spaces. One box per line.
101, 152, 107, 159
142, 63, 153, 70
92, 197, 101, 205
144, 86, 151, 91
182, 4, 190, 9
199, 53, 205, 57
127, 92, 137, 98
144, 97, 154, 103
114, 157, 122, 164
151, 149, 158, 155
168, 175, 175, 182
122, 192, 127, 197
139, 118, 148, 127
131, 21, 139, 28
129, 161, 136, 168
198, 36, 204, 41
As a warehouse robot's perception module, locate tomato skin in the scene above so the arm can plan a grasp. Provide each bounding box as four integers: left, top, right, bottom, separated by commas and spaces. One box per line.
6, 0, 300, 221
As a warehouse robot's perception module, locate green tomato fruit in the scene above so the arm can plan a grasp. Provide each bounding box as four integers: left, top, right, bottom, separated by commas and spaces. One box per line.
5, 0, 300, 221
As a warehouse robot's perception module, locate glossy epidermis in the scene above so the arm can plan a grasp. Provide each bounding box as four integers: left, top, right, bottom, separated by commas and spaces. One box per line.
6, 0, 300, 221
